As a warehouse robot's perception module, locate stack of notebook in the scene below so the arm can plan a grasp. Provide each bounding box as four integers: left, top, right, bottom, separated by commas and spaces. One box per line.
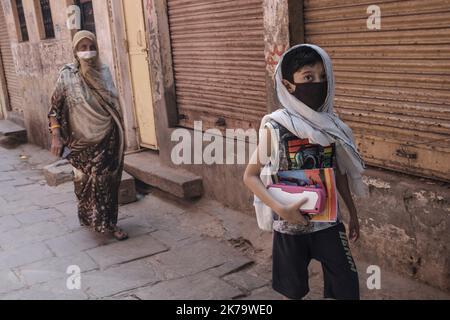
274, 137, 338, 222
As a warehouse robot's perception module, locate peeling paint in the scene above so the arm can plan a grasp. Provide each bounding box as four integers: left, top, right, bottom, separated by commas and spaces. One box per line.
413, 191, 428, 202
428, 192, 446, 202
265, 43, 288, 74
363, 176, 391, 189
412, 190, 447, 203
367, 223, 416, 246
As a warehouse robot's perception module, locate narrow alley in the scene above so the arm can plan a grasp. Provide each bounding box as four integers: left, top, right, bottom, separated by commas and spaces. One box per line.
0, 141, 448, 300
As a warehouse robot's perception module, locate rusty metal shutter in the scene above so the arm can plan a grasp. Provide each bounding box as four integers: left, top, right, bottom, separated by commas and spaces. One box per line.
0, 2, 22, 113
303, 0, 450, 181
167, 0, 267, 131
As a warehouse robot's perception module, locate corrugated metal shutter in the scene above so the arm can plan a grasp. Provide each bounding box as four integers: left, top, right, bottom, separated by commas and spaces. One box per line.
0, 2, 22, 113
304, 0, 450, 181
167, 0, 267, 131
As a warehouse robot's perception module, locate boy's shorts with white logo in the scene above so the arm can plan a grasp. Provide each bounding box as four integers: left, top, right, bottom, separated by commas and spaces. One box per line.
272, 223, 360, 300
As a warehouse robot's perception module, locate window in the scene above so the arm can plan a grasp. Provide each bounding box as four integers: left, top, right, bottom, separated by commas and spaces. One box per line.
75, 0, 96, 35
14, 0, 29, 42
39, 0, 55, 39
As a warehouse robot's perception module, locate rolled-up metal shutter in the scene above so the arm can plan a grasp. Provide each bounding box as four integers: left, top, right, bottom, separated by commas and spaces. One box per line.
0, 2, 22, 113
167, 0, 267, 131
304, 0, 450, 181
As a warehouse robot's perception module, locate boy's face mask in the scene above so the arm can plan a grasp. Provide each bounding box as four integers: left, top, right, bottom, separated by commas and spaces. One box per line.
292, 81, 328, 111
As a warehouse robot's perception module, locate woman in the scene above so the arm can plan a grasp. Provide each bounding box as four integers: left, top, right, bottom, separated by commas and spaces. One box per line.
48, 30, 128, 241
243, 44, 368, 299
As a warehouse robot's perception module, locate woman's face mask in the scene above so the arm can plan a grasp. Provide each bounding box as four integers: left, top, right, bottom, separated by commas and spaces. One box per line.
292, 81, 328, 111
77, 50, 97, 61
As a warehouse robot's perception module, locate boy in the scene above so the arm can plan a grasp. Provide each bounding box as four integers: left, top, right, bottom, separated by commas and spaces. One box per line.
243, 45, 367, 300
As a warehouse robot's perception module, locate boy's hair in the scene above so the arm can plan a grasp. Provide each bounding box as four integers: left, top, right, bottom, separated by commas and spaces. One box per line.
281, 47, 323, 83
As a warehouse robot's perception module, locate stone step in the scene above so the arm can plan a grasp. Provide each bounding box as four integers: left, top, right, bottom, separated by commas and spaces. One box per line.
43, 160, 73, 187
43, 160, 137, 205
119, 172, 137, 205
0, 120, 27, 145
124, 151, 203, 200
0, 120, 26, 137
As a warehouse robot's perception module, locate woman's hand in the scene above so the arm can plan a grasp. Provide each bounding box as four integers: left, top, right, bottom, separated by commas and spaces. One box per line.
349, 216, 360, 243
51, 133, 64, 157
276, 198, 310, 226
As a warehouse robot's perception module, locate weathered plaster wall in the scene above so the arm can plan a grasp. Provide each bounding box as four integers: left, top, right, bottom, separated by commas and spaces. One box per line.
350, 170, 450, 292
92, 0, 114, 81
263, 0, 289, 112
1, 0, 73, 147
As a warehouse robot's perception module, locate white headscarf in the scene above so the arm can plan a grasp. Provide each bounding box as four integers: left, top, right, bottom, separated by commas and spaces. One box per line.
261, 44, 369, 197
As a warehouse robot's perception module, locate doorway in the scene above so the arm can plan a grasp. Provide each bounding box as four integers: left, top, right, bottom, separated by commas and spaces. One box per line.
121, 0, 158, 150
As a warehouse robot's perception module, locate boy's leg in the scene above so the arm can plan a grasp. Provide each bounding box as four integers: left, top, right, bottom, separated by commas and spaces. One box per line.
272, 231, 312, 299
311, 223, 360, 300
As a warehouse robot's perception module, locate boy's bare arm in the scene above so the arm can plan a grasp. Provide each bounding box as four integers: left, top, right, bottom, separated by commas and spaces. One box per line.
243, 128, 309, 226
335, 170, 357, 217
335, 169, 360, 241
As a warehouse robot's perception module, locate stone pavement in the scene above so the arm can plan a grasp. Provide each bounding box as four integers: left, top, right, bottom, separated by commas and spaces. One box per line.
0, 143, 449, 300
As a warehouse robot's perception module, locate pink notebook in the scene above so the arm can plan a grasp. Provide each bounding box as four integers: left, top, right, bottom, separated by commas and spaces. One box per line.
274, 168, 338, 222
267, 184, 325, 214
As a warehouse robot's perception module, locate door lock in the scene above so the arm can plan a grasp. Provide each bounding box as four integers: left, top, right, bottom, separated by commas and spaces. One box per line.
396, 149, 417, 160
215, 117, 226, 127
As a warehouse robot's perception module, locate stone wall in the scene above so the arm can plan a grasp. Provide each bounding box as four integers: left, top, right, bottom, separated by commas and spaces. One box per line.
351, 169, 449, 292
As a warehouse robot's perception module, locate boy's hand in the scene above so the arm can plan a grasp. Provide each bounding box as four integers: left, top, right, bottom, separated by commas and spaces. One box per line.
349, 216, 360, 242
278, 198, 310, 226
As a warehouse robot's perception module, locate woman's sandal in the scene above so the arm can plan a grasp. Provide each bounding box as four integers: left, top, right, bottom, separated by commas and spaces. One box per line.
111, 227, 129, 241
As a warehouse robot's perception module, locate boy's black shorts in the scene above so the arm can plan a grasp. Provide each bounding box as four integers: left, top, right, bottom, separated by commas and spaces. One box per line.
272, 223, 360, 300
